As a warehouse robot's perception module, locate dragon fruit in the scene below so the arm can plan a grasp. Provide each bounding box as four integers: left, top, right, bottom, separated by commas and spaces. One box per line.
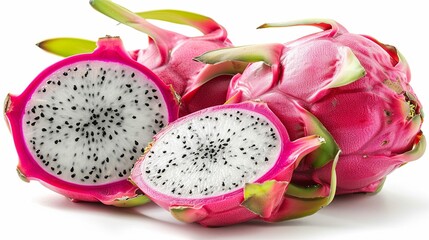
4, 36, 179, 206
130, 101, 338, 226
37, 0, 244, 116
195, 19, 426, 195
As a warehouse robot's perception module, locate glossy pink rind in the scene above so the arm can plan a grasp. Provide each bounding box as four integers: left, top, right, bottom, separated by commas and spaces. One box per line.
131, 101, 324, 226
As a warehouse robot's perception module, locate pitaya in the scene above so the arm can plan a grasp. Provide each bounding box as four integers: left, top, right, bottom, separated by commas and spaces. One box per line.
195, 19, 425, 195
37, 0, 244, 116
130, 101, 338, 226
4, 36, 179, 206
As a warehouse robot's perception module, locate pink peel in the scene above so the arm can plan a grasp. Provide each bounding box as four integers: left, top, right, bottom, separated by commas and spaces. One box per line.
180, 61, 248, 116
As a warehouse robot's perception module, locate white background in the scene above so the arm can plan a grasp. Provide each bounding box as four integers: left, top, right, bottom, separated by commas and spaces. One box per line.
1, 1, 428, 239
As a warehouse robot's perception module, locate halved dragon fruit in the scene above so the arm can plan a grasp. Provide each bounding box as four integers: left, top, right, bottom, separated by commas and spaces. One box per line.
130, 101, 338, 226
195, 19, 426, 195
37, 0, 243, 116
4, 36, 179, 206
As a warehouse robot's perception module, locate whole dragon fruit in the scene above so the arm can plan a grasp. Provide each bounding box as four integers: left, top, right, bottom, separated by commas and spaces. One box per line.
195, 19, 426, 195
4, 36, 179, 206
38, 0, 245, 116
130, 101, 338, 226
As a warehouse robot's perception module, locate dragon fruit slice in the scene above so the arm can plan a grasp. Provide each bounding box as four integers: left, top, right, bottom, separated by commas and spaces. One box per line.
38, 0, 239, 115
130, 101, 335, 226
195, 19, 425, 195
4, 36, 179, 206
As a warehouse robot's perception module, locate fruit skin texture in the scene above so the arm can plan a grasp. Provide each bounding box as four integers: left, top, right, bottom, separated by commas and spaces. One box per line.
130, 101, 326, 226
196, 19, 425, 195
4, 36, 178, 206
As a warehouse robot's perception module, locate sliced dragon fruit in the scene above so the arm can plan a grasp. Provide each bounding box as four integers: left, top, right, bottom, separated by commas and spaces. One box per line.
130, 101, 337, 226
4, 36, 179, 206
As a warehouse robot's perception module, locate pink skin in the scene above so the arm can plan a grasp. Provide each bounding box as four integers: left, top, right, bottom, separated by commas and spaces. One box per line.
4, 37, 179, 205
137, 36, 235, 116
136, 21, 235, 117
131, 102, 324, 226
137, 32, 232, 96
198, 19, 425, 194
180, 75, 232, 114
